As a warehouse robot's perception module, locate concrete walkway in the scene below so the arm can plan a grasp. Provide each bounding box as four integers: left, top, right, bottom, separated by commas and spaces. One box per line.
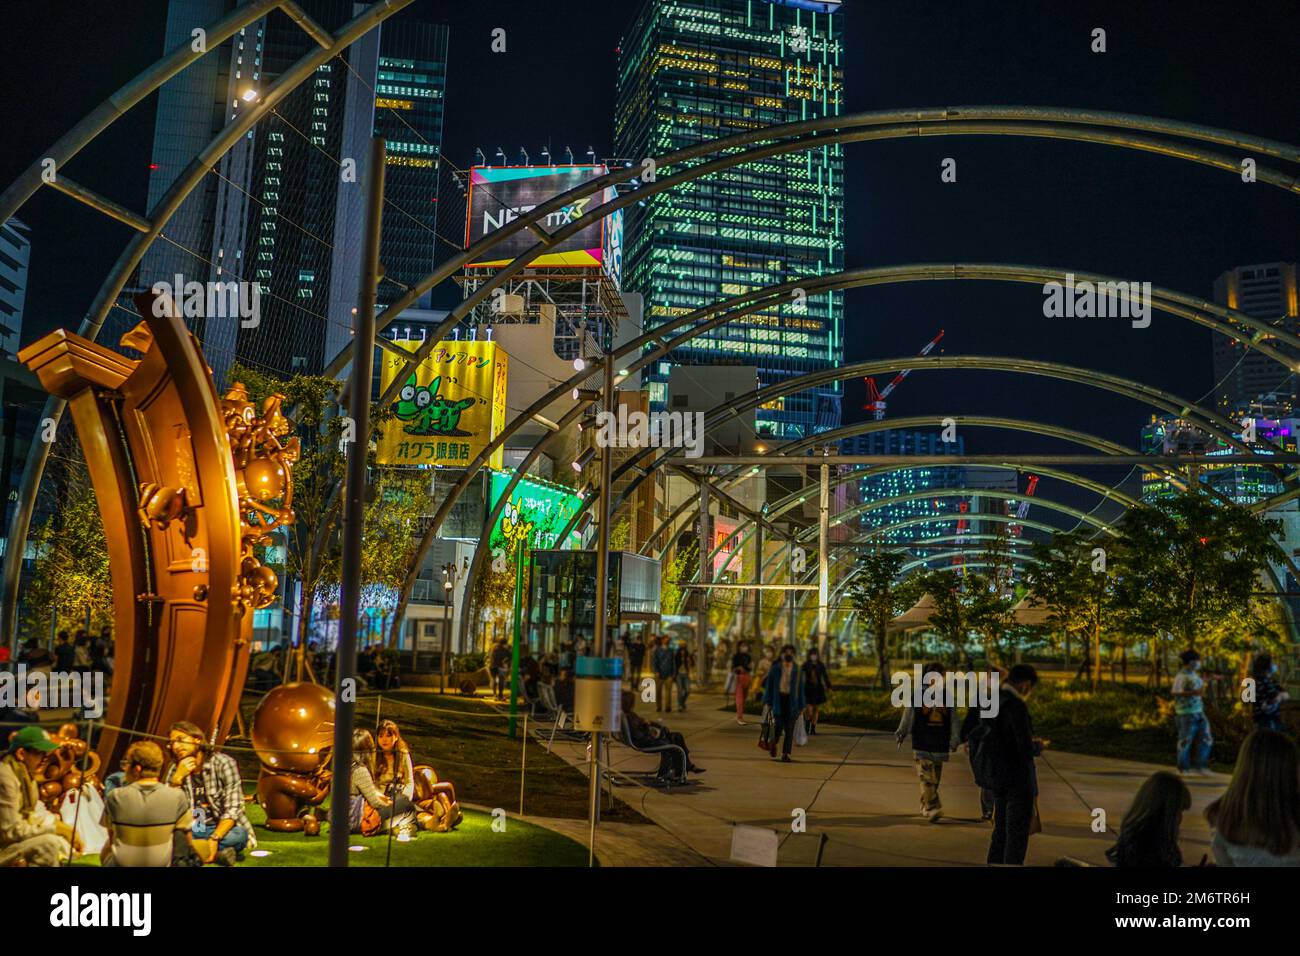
549, 689, 1228, 867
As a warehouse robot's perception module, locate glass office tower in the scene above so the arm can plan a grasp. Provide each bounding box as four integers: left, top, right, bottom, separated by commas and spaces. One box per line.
615, 0, 846, 439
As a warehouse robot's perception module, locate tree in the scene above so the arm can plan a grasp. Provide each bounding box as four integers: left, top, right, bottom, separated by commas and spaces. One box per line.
964, 570, 1018, 664
361, 469, 435, 646
1025, 529, 1114, 689
1111, 491, 1284, 680
23, 449, 112, 638
920, 569, 971, 665
847, 551, 923, 688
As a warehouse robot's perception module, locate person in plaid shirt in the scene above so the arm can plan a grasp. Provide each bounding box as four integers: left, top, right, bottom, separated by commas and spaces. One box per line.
167, 720, 255, 865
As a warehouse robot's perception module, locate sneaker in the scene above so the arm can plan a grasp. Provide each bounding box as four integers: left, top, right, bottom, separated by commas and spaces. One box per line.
781, 755, 792, 763
736, 718, 748, 726
688, 764, 707, 773
927, 810, 944, 823
216, 848, 237, 867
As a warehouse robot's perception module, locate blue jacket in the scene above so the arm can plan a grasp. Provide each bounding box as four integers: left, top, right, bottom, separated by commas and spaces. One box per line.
763, 659, 805, 711
651, 645, 675, 678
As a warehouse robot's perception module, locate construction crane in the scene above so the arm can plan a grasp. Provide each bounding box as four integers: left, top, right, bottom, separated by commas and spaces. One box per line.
863, 329, 945, 420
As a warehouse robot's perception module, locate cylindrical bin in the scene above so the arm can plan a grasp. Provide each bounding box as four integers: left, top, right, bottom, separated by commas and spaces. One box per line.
573, 655, 623, 732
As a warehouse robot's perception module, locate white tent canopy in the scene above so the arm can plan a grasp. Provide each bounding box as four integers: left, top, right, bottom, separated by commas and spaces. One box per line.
1010, 596, 1054, 626
889, 592, 937, 630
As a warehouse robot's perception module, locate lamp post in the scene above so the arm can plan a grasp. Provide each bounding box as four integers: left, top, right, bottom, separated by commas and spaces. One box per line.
441, 562, 456, 693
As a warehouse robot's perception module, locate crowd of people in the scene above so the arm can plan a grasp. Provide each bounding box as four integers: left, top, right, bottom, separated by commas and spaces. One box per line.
0, 712, 454, 867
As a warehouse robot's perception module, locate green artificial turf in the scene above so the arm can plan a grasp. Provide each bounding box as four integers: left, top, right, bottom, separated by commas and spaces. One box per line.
239, 802, 588, 867
73, 799, 589, 867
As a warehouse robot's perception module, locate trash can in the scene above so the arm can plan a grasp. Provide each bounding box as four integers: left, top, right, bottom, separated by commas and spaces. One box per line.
573, 655, 623, 732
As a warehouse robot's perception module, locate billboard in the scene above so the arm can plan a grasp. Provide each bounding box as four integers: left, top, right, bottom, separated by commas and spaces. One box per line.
376, 338, 508, 469
465, 165, 622, 277
488, 471, 583, 552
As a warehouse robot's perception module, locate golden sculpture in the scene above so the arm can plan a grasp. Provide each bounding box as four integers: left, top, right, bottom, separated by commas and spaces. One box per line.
251, 682, 333, 835
18, 290, 296, 768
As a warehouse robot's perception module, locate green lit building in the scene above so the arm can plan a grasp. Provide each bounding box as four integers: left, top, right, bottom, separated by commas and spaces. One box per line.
615, 0, 845, 439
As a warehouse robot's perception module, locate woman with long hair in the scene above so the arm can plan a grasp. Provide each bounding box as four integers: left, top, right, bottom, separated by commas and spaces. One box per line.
803, 647, 832, 735
1205, 729, 1300, 865
375, 719, 415, 801
1106, 771, 1191, 867
349, 729, 418, 837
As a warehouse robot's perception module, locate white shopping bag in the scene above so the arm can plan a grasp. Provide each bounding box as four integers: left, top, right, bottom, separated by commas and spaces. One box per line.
60, 785, 109, 856
794, 713, 808, 747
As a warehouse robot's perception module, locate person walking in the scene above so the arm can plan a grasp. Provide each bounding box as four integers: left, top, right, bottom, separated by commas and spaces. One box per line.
731, 641, 753, 725
629, 631, 646, 691
895, 662, 962, 822
1172, 650, 1212, 775
1250, 652, 1289, 734
651, 635, 676, 712
673, 640, 694, 711
803, 647, 832, 734
762, 644, 805, 763
984, 664, 1044, 865
489, 638, 511, 701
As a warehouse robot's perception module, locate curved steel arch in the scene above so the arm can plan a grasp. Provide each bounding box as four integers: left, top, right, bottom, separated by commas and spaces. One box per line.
566, 355, 1275, 556
438, 272, 1291, 574
900, 550, 1040, 575
0, 1, 414, 644
323, 106, 1300, 397
638, 414, 1208, 562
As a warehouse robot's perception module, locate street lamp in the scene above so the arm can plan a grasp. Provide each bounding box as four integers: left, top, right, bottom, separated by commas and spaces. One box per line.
441, 562, 457, 694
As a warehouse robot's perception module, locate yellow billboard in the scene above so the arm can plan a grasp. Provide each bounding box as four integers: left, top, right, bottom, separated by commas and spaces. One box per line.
377, 338, 508, 469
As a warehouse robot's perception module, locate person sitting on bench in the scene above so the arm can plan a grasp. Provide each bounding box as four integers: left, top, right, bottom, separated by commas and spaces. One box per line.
621, 691, 705, 783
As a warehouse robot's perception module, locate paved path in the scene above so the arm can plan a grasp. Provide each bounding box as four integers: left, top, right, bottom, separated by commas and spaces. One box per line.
548, 689, 1228, 867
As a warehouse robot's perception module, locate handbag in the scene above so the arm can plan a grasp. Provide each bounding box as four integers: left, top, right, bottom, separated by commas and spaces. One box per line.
758, 704, 775, 749
794, 713, 808, 747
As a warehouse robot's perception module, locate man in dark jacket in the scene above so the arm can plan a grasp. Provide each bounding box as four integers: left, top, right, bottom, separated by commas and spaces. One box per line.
986, 664, 1044, 865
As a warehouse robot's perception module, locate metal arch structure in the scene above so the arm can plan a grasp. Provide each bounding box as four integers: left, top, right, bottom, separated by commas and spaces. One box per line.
405, 281, 1294, 638
320, 106, 1300, 397
0, 1, 415, 646
11, 102, 1300, 642
636, 414, 1214, 562
552, 355, 1280, 553
672, 487, 1118, 620
682, 464, 1128, 587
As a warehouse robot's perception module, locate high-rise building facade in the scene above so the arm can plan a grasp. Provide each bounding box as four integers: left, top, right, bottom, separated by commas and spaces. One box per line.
128, 2, 448, 382
1212, 262, 1299, 412
843, 430, 967, 548
0, 219, 30, 359
615, 0, 846, 440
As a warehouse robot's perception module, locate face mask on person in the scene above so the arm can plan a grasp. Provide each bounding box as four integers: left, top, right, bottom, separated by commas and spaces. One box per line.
783, 653, 793, 662
1188, 662, 1201, 672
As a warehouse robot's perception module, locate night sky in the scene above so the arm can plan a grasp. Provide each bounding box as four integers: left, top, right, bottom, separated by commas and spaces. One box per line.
1, 0, 1296, 514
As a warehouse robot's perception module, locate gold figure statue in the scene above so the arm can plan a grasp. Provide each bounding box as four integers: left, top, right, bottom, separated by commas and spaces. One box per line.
18, 291, 297, 769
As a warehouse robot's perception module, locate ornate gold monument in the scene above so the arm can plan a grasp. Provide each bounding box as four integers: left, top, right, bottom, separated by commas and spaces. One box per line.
18, 291, 296, 768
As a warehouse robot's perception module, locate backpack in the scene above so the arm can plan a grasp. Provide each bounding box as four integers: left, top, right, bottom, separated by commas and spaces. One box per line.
967, 718, 1001, 789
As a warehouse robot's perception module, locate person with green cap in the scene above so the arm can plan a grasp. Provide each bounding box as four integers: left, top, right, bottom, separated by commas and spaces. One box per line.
0, 726, 80, 866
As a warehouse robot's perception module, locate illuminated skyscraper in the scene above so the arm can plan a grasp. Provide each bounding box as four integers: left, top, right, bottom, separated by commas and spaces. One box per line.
1212, 262, 1299, 412
615, 0, 845, 440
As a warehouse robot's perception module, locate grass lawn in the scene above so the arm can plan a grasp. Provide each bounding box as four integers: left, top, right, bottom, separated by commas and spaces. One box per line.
235, 689, 646, 824
73, 797, 589, 867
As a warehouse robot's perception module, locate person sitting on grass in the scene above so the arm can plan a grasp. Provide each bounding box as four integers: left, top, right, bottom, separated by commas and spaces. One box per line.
167, 720, 254, 865
350, 729, 419, 838
1205, 729, 1300, 866
621, 691, 704, 784
1105, 770, 1191, 867
0, 726, 79, 866
102, 740, 192, 867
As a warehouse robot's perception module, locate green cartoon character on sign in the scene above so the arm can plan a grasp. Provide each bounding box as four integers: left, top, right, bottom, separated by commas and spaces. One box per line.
392, 374, 476, 436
